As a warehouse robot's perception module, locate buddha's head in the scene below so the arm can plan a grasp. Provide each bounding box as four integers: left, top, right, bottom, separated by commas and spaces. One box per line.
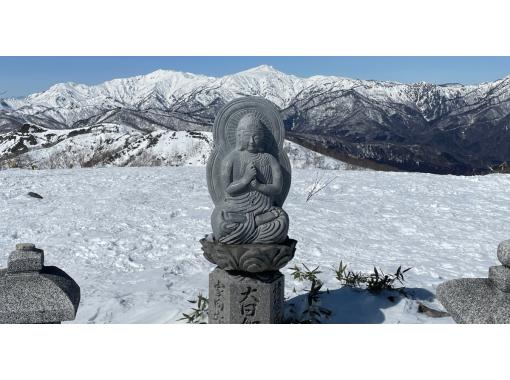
236, 113, 266, 153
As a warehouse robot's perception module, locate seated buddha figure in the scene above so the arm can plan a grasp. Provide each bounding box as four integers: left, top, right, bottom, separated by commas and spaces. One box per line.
211, 113, 289, 244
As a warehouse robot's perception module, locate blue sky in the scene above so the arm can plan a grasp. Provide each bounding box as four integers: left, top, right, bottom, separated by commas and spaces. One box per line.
1, 57, 509, 98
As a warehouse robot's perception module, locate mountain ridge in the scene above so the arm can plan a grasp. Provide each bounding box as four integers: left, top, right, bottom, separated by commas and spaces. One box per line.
1, 66, 510, 174
0, 123, 352, 171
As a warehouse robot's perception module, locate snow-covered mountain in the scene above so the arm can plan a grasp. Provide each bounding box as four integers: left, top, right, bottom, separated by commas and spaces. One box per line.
2, 65, 510, 174
0, 123, 351, 170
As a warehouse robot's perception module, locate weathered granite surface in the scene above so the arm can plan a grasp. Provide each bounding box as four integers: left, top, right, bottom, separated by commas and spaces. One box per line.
0, 244, 80, 324
437, 239, 510, 324
437, 278, 510, 323
489, 265, 510, 292
208, 267, 284, 324
8, 243, 44, 273
497, 240, 510, 267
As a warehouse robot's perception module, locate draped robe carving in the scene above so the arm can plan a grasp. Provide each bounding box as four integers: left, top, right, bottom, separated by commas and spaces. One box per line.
206, 97, 291, 245
212, 149, 289, 244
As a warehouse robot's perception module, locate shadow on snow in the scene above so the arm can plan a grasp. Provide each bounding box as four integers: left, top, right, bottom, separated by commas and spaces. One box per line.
285, 286, 435, 323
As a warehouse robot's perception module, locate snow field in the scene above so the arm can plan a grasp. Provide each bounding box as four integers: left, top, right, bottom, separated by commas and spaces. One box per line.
1, 166, 509, 323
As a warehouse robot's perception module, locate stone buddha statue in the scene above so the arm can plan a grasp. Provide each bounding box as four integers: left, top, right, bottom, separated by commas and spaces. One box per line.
203, 96, 295, 273
211, 113, 289, 244
204, 98, 296, 323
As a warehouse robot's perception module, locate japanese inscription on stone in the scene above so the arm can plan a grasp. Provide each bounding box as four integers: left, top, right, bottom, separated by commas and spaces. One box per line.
239, 286, 260, 324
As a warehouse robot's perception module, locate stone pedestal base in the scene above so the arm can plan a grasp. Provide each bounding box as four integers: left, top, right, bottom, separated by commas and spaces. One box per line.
437, 240, 510, 324
0, 244, 80, 324
437, 277, 510, 324
208, 267, 284, 324
437, 263, 510, 324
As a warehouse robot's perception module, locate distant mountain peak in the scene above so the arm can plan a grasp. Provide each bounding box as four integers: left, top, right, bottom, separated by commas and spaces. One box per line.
237, 65, 283, 75
47, 82, 79, 91
143, 68, 209, 80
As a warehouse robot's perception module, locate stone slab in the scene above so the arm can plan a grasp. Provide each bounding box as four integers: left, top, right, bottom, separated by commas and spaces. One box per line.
437, 278, 510, 323
208, 267, 284, 324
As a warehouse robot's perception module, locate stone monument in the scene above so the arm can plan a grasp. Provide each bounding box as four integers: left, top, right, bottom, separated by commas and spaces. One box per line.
0, 243, 80, 324
437, 239, 510, 323
200, 96, 296, 323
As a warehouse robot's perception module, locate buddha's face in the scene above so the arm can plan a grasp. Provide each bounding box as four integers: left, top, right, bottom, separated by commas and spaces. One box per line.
237, 115, 265, 153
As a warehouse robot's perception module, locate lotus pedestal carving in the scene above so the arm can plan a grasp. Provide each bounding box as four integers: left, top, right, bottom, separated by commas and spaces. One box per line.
201, 237, 296, 273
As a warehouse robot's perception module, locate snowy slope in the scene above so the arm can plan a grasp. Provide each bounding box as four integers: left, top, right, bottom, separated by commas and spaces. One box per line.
1, 166, 509, 323
0, 124, 350, 170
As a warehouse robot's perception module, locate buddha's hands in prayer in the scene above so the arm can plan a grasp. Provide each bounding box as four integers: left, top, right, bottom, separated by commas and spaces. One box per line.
243, 163, 257, 182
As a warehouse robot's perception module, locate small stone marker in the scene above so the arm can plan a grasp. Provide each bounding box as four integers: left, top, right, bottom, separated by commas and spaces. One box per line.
437, 239, 510, 323
0, 243, 80, 324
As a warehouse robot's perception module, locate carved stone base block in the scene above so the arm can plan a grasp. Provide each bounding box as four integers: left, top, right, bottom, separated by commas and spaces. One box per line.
208, 267, 284, 324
